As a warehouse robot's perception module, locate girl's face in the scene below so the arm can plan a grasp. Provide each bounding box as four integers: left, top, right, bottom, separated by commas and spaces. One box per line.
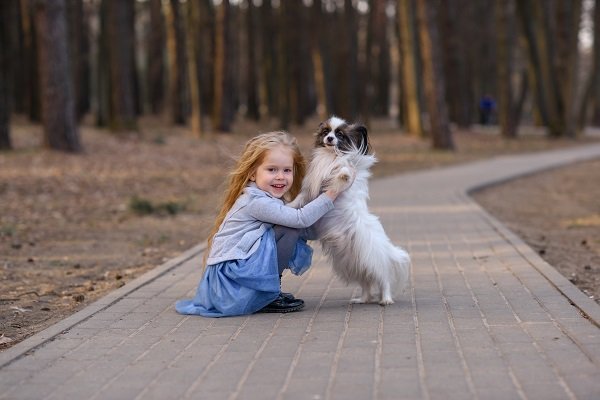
251, 145, 294, 199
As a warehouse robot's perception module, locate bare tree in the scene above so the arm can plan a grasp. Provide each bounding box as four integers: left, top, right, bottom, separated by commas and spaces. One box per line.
165, 0, 189, 125
398, 0, 424, 137
416, 0, 454, 149
187, 0, 202, 136
212, 0, 235, 132
147, 0, 165, 115
35, 0, 81, 152
106, 0, 137, 131
0, 0, 12, 149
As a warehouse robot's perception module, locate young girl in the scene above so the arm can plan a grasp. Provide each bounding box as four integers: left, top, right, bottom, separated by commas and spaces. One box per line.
176, 131, 353, 317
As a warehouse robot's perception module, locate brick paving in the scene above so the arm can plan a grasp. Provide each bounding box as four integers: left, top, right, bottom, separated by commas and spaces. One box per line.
1, 143, 600, 400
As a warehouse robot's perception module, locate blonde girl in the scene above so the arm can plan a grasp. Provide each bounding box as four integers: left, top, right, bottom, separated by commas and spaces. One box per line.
176, 131, 353, 316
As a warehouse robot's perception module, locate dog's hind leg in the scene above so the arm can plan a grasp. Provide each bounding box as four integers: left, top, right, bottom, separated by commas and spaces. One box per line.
350, 281, 374, 304
379, 280, 394, 306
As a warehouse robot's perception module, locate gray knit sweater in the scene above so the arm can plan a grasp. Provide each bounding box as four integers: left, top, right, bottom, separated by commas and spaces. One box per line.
206, 183, 334, 265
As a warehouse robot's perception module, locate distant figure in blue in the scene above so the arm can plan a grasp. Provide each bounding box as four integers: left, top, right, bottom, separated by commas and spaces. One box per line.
479, 94, 496, 125
176, 131, 354, 317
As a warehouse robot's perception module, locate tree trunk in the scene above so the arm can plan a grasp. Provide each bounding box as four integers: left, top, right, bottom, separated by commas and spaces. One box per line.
212, 0, 234, 132
309, 0, 328, 121
517, 0, 563, 137
147, 0, 165, 115
246, 1, 260, 121
96, 0, 110, 127
67, 0, 90, 119
0, 0, 12, 150
398, 0, 424, 137
186, 0, 202, 136
416, 0, 454, 149
35, 0, 81, 152
440, 0, 471, 127
21, 0, 41, 122
592, 0, 600, 126
276, 1, 290, 129
165, 0, 189, 125
106, 0, 137, 131
495, 0, 517, 138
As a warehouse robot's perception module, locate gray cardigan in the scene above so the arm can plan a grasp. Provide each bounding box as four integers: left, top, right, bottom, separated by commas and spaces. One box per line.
206, 183, 334, 265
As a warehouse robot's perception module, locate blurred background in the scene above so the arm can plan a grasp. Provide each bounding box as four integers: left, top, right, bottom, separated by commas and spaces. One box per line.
0, 0, 598, 153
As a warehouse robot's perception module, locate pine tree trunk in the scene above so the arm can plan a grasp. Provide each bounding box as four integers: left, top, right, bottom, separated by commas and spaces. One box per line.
22, 0, 41, 122
517, 0, 564, 137
186, 0, 202, 136
212, 0, 234, 132
398, 0, 424, 137
147, 0, 165, 115
276, 1, 290, 129
106, 0, 137, 131
35, 0, 81, 152
309, 0, 327, 121
0, 0, 12, 150
165, 0, 189, 125
67, 0, 90, 119
556, 0, 582, 137
592, 0, 600, 126
246, 1, 260, 121
96, 0, 110, 127
495, 0, 517, 138
416, 0, 453, 149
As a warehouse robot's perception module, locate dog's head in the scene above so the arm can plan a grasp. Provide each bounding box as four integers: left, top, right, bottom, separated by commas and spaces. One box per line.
315, 116, 371, 155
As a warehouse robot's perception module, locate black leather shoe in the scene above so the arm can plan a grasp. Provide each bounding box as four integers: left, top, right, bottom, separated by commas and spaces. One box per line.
259, 294, 305, 313
281, 292, 297, 301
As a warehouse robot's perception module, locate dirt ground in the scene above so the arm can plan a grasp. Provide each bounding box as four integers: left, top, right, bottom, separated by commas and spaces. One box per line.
1, 116, 598, 350
472, 159, 600, 304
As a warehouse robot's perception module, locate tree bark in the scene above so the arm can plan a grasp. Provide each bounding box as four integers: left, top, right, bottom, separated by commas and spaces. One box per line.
165, 0, 189, 125
106, 0, 137, 131
35, 0, 81, 152
0, 0, 12, 149
592, 0, 600, 126
245, 1, 260, 121
212, 0, 234, 132
186, 0, 202, 136
495, 0, 517, 138
147, 0, 165, 115
416, 0, 454, 149
398, 0, 424, 137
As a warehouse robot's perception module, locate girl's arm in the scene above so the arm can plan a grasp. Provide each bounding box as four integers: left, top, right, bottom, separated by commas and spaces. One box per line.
247, 194, 334, 229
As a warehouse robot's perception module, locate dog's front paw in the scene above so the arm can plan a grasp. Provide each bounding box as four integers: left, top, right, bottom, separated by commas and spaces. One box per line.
336, 166, 351, 182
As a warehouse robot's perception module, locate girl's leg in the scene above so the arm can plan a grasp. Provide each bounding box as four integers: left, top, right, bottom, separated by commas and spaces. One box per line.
273, 225, 301, 275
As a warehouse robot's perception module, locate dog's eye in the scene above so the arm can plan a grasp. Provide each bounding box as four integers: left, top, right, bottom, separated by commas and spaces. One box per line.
335, 130, 343, 137
322, 128, 330, 134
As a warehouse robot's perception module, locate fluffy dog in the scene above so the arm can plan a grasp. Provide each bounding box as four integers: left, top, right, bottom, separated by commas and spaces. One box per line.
289, 117, 411, 305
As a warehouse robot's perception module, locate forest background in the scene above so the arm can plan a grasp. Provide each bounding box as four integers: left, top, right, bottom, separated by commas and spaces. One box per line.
0, 0, 599, 349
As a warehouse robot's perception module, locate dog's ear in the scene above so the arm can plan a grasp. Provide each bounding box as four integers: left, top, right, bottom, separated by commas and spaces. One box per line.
353, 124, 371, 154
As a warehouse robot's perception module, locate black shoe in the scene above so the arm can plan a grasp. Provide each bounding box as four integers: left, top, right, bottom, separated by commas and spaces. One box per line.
281, 291, 297, 301
259, 294, 305, 313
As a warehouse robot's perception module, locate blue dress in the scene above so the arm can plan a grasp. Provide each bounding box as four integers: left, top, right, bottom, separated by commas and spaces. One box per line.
176, 228, 313, 317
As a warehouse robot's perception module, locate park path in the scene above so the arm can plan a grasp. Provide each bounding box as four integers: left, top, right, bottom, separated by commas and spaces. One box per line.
1, 143, 600, 400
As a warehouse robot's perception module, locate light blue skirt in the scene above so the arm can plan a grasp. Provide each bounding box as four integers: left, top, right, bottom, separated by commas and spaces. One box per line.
175, 228, 313, 318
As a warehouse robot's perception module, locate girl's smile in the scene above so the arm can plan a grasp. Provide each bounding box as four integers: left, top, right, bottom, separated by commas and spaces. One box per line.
251, 145, 295, 199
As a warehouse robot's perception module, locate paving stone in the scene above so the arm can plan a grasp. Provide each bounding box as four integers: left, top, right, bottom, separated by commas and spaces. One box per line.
2, 145, 600, 399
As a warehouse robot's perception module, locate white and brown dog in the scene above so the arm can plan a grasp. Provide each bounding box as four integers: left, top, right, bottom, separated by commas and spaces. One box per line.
290, 117, 411, 305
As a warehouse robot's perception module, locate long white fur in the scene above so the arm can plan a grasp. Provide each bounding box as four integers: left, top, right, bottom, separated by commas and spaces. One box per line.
290, 124, 411, 305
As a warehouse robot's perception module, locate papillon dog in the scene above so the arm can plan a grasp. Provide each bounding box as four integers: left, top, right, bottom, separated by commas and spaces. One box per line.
289, 117, 411, 305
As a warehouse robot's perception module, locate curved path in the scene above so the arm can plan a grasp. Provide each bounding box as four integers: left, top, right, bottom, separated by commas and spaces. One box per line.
1, 143, 600, 400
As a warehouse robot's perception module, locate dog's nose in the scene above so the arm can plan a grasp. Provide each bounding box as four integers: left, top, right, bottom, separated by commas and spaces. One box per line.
326, 136, 334, 143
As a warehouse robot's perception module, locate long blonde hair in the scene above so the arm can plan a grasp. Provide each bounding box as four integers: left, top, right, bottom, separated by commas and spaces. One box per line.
205, 131, 306, 262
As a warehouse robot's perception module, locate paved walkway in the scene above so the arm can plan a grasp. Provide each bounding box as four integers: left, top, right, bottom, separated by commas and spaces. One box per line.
1, 144, 600, 400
